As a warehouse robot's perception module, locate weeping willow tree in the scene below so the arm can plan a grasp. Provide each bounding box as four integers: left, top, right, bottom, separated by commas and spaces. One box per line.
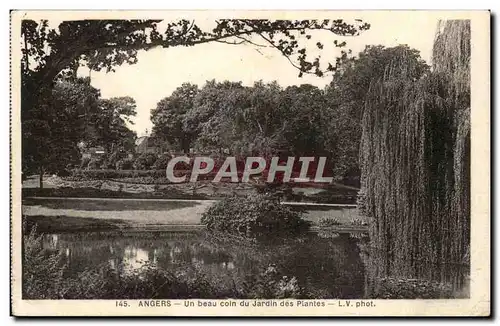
360, 20, 470, 295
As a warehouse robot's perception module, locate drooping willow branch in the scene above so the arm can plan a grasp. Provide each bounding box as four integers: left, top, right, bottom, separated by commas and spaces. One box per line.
360, 20, 470, 292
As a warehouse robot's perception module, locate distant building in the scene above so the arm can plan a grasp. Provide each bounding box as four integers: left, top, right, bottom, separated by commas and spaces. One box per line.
81, 146, 106, 159
135, 136, 167, 155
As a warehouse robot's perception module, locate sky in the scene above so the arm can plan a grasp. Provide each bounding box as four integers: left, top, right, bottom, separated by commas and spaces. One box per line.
76, 13, 441, 136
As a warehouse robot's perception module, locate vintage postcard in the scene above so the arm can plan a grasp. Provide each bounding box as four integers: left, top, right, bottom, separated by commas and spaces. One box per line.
10, 10, 490, 317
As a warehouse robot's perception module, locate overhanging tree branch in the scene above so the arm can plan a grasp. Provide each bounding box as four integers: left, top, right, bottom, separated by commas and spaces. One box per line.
21, 18, 370, 108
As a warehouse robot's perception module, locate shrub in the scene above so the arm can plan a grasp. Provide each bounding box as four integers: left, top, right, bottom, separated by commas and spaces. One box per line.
68, 169, 167, 181
201, 194, 309, 234
152, 154, 172, 170
115, 158, 134, 170
318, 217, 342, 227
172, 160, 193, 171
348, 232, 369, 240
58, 262, 243, 299
317, 230, 341, 239
134, 153, 158, 170
114, 177, 169, 184
102, 151, 127, 169
243, 264, 305, 299
22, 226, 65, 299
349, 217, 368, 226
87, 157, 105, 170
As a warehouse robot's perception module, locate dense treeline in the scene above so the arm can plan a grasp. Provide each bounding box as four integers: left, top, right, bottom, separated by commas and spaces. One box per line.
360, 20, 470, 293
22, 42, 432, 187
150, 45, 429, 182
151, 81, 329, 156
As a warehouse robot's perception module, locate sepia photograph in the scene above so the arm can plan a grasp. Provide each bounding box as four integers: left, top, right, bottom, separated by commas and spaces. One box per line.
10, 10, 490, 316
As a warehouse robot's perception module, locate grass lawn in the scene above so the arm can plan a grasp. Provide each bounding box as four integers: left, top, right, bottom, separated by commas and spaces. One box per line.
22, 197, 367, 232
22, 198, 213, 227
23, 198, 199, 211
24, 215, 131, 232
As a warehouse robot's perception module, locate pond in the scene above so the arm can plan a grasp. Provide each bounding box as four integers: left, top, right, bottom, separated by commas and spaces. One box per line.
41, 230, 369, 299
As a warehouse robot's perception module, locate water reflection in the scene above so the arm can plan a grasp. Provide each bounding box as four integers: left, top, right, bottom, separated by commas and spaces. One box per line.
42, 230, 367, 299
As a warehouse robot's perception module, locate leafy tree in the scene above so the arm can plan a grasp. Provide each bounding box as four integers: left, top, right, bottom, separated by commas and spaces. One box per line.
235, 81, 285, 154
150, 83, 199, 153
22, 77, 137, 185
195, 81, 286, 156
187, 80, 246, 151
193, 81, 288, 156
90, 96, 137, 153
324, 45, 430, 180
279, 84, 328, 156
155, 80, 330, 158
22, 77, 101, 187
191, 81, 328, 157
360, 21, 470, 290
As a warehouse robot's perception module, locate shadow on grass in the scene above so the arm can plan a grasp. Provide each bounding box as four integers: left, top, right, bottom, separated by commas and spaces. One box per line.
23, 215, 131, 233
22, 187, 210, 200
23, 197, 200, 211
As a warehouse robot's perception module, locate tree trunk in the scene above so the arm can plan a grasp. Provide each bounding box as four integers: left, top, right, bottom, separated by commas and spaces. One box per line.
39, 165, 44, 190
181, 138, 190, 154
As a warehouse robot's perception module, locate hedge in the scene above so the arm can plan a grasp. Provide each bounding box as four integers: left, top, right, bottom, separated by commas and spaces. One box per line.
67, 169, 247, 183
69, 169, 168, 180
